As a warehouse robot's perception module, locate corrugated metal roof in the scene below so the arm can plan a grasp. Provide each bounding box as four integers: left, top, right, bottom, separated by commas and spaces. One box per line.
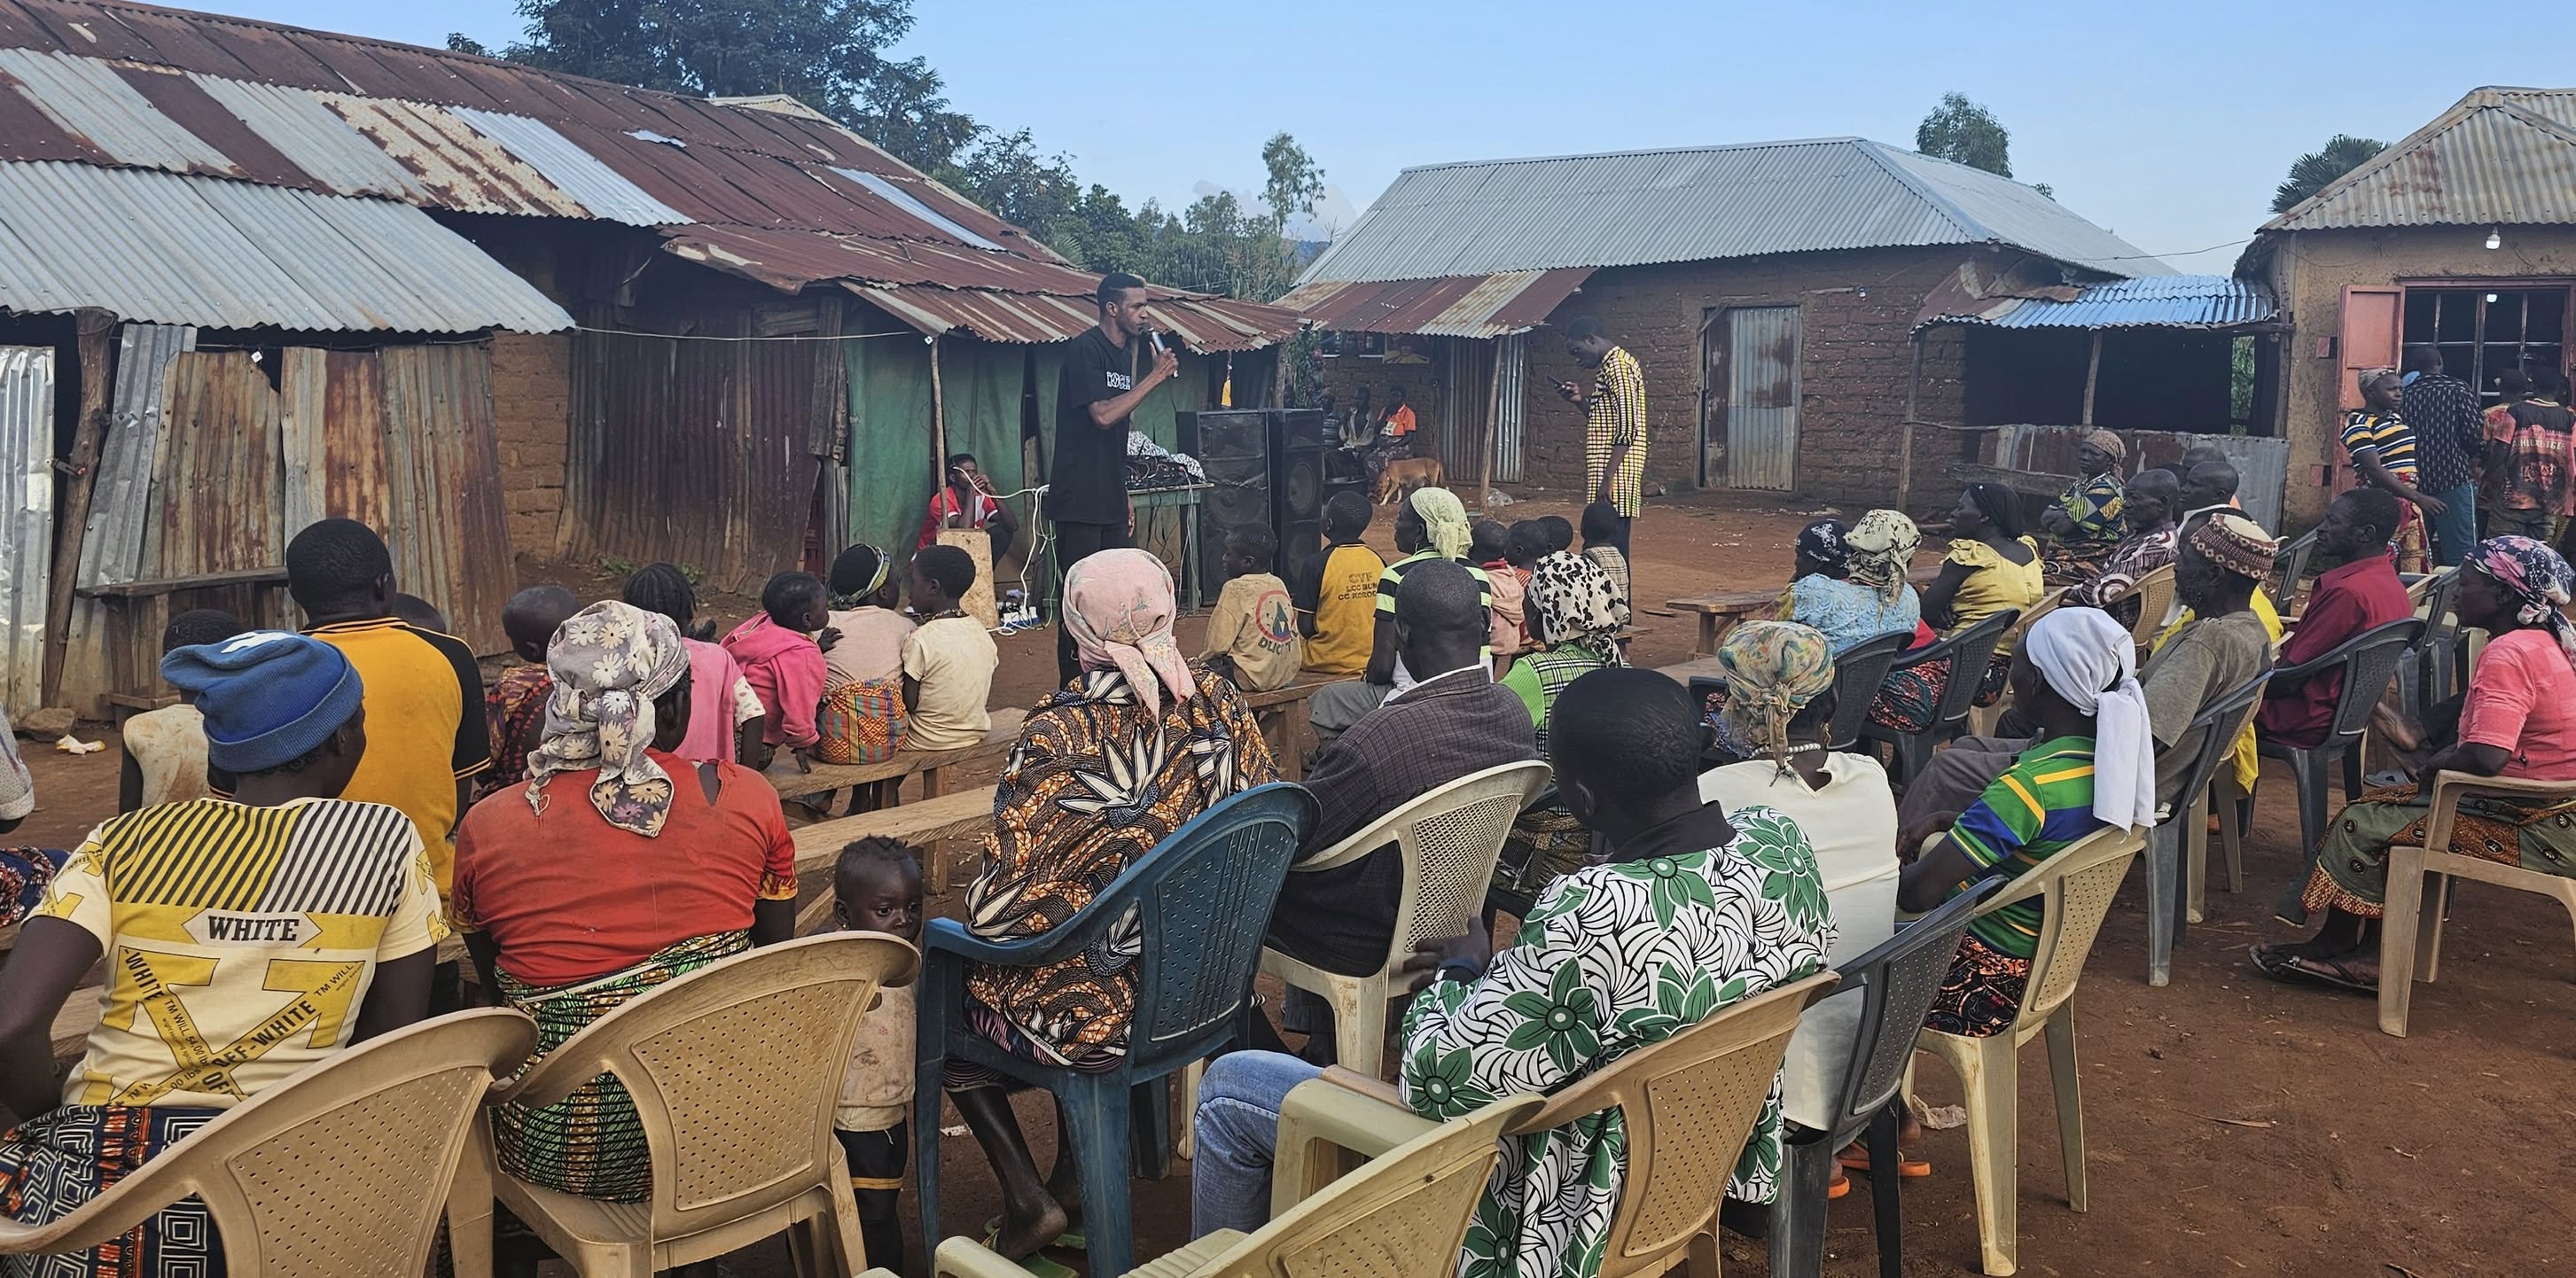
1301, 137, 2170, 286
845, 283, 1283, 353
1276, 269, 1595, 337
0, 161, 572, 331
449, 105, 688, 226
2263, 87, 2576, 232
185, 73, 425, 199
0, 45, 230, 173
1925, 274, 2277, 330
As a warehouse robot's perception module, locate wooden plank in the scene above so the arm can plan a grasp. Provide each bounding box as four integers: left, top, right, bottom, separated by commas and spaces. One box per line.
76, 565, 289, 597
792, 784, 999, 894
938, 527, 1001, 630
765, 714, 1022, 801
43, 310, 115, 704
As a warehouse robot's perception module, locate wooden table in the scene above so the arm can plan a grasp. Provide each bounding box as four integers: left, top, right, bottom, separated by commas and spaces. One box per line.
1669, 564, 1941, 656
76, 565, 294, 721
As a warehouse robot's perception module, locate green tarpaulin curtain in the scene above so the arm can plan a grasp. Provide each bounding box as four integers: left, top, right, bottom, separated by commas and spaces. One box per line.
846, 333, 1029, 572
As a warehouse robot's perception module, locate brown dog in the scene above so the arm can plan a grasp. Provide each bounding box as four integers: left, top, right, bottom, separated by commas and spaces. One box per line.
1374, 456, 1447, 504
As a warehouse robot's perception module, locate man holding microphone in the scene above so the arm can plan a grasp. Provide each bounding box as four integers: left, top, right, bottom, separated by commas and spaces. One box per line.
1049, 271, 1181, 685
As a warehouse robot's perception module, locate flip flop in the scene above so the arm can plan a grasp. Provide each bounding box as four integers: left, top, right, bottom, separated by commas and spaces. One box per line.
980, 1218, 1087, 1252
979, 1224, 1080, 1278
1836, 1146, 1932, 1179
2249, 945, 2378, 993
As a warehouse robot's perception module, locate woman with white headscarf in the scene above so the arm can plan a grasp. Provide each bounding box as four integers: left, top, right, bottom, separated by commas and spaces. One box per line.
452, 599, 800, 1200
946, 548, 1282, 1258
1893, 607, 2155, 1037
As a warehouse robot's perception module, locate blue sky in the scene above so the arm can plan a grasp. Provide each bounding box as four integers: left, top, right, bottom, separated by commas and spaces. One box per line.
173, 1, 2570, 274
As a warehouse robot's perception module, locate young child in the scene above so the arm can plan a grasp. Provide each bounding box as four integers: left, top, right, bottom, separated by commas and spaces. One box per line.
1539, 514, 1576, 557
1580, 501, 1634, 622
625, 562, 766, 764
900, 545, 997, 750
829, 838, 925, 1274
724, 571, 835, 766
1200, 523, 1302, 691
824, 544, 915, 690
1471, 518, 1527, 662
1290, 491, 1386, 678
481, 584, 578, 798
391, 591, 450, 634
117, 608, 244, 814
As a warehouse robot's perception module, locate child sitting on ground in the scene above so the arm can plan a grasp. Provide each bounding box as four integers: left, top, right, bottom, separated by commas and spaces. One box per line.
724, 571, 837, 768
828, 838, 925, 1273
624, 562, 766, 764
117, 608, 244, 813
900, 545, 997, 751
1472, 518, 1527, 663
481, 584, 579, 798
1291, 492, 1386, 679
1580, 501, 1634, 623
1200, 523, 1303, 691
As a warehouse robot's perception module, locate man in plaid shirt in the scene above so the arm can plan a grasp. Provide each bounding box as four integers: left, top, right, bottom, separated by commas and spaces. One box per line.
1557, 316, 1646, 555
2402, 343, 2485, 565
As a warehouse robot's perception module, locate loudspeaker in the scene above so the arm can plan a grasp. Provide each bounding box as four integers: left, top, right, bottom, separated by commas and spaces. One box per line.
1182, 410, 1270, 601
1272, 409, 1326, 576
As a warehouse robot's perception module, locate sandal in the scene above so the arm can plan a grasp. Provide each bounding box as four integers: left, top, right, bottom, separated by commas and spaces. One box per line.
979, 1224, 1079, 1278
1828, 1167, 1851, 1200
2250, 945, 2378, 993
1836, 1145, 1931, 1179
980, 1218, 1087, 1252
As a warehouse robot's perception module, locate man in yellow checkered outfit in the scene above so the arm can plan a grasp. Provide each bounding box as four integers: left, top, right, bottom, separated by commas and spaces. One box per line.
1557, 316, 1645, 555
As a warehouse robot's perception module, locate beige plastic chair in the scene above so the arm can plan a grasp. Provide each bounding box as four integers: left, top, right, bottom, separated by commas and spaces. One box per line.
452, 932, 921, 1278
2123, 564, 2178, 655
2185, 682, 2274, 923
1269, 970, 1838, 1278
1915, 824, 2144, 1277
929, 1091, 1544, 1278
0, 1009, 535, 1277
1968, 588, 2069, 736
2378, 771, 2576, 1037
1259, 760, 1551, 1073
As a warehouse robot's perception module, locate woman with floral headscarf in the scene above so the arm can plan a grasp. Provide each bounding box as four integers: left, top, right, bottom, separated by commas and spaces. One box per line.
1501, 551, 1629, 754
946, 548, 1280, 1258
2255, 535, 2576, 993
453, 600, 800, 1200
1779, 510, 1924, 655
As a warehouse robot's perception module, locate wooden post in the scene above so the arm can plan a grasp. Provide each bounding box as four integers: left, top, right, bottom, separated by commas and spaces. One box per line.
927, 333, 948, 494
1479, 337, 1503, 510
43, 310, 114, 705
2080, 331, 2103, 426
1896, 333, 1923, 515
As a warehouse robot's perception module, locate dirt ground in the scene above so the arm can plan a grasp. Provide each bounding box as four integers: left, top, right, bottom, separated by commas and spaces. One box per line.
17, 489, 2576, 1276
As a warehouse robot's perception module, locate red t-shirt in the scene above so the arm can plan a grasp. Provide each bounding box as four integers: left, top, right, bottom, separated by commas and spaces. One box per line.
2254, 552, 2412, 748
2458, 627, 2576, 779
451, 751, 798, 987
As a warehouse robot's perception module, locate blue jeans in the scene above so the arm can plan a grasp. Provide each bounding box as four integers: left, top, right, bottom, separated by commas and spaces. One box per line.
1190, 1051, 1325, 1239
2428, 483, 2479, 566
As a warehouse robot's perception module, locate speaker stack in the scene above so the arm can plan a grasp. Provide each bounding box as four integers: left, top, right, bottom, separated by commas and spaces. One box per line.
1272, 408, 1328, 579
1178, 409, 1271, 602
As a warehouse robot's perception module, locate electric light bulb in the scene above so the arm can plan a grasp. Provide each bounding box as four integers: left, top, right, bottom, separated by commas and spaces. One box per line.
2486, 228, 2502, 250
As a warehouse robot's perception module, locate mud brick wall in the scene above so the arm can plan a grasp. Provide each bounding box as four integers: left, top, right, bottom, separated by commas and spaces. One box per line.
491, 330, 572, 557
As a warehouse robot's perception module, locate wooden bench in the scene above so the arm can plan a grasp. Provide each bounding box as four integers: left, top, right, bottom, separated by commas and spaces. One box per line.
764, 710, 1026, 803
1241, 675, 1333, 780
1670, 564, 1942, 657
74, 565, 295, 721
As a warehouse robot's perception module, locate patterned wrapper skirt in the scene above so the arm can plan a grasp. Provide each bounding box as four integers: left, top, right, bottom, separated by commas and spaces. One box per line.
491, 930, 749, 1202
1868, 651, 2012, 736
2041, 542, 2114, 588
941, 1001, 1125, 1093
0, 1104, 227, 1278
0, 847, 66, 928
2283, 784, 2576, 924
1922, 932, 2032, 1039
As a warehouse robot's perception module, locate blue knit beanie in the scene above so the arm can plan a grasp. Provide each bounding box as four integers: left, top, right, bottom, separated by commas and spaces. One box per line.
160, 632, 364, 774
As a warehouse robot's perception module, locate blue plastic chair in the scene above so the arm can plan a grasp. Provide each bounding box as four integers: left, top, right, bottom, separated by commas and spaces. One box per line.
914, 782, 1319, 1278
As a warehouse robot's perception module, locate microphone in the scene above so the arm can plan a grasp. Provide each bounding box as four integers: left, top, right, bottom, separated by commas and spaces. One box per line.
1148, 330, 1167, 356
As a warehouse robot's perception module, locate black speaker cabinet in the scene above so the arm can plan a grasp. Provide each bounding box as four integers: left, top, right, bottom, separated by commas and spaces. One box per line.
1180, 410, 1271, 601
1272, 409, 1327, 577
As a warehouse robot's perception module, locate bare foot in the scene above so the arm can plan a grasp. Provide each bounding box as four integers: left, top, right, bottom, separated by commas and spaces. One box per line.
990, 1199, 1070, 1262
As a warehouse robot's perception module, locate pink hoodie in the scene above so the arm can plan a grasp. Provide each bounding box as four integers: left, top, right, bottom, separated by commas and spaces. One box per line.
677, 639, 746, 762
721, 614, 827, 749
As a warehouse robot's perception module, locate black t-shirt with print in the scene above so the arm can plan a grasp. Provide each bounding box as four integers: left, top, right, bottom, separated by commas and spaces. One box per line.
1048, 325, 1146, 526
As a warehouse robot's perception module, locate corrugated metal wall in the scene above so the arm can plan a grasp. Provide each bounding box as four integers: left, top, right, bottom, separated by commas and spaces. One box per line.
1494, 334, 1526, 484
1724, 306, 1801, 491
0, 347, 52, 717
61, 323, 195, 717
1440, 335, 1495, 485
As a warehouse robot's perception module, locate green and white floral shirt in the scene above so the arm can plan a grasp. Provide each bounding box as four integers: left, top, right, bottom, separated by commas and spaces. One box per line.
1398, 802, 1833, 1278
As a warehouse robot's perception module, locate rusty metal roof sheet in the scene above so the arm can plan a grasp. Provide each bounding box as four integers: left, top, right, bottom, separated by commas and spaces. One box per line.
2263, 87, 2576, 232
185, 72, 423, 199
316, 91, 589, 217
448, 105, 687, 225
0, 45, 230, 172
1276, 269, 1594, 338
0, 160, 572, 331
1924, 274, 2278, 330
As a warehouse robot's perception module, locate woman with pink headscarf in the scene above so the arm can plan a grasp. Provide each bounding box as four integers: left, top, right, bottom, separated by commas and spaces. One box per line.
944, 548, 1281, 1257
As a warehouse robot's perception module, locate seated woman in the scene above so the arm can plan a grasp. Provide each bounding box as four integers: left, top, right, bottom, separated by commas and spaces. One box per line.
947, 549, 1279, 1258
1785, 510, 1924, 654
452, 601, 799, 1201
2040, 430, 2128, 586
1492, 552, 1628, 904
0, 633, 440, 1274
1870, 483, 2046, 735
2060, 467, 2182, 629
2255, 536, 2576, 991
1897, 607, 2157, 1037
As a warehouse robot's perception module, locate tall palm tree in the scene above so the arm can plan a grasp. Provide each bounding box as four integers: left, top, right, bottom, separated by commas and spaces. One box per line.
2272, 135, 2389, 213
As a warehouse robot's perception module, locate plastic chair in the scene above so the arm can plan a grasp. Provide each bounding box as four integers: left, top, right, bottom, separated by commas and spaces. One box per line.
1768, 880, 2000, 1278
0, 1009, 535, 1277
917, 783, 1319, 1278
1858, 607, 2021, 790
1271, 971, 1839, 1278
2143, 669, 2271, 986
932, 1091, 1543, 1278
2272, 529, 2318, 612
1967, 594, 2066, 737
2410, 568, 2463, 724
1914, 825, 2146, 1277
2378, 771, 2576, 1037
455, 932, 921, 1278
1260, 760, 1550, 1075
2253, 617, 2424, 856
1823, 629, 1916, 751
2121, 564, 2178, 654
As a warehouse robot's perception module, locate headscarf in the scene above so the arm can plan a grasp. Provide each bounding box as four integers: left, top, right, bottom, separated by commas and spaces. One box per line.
1845, 509, 1921, 604
2465, 535, 2576, 666
2357, 367, 2402, 397
1408, 487, 1472, 561
1715, 621, 1834, 774
2080, 429, 2126, 466
2184, 512, 2279, 581
1063, 548, 1197, 714
1526, 551, 1628, 659
1796, 519, 1850, 575
2020, 607, 2158, 831
1962, 482, 2026, 539
827, 543, 890, 610
527, 600, 692, 838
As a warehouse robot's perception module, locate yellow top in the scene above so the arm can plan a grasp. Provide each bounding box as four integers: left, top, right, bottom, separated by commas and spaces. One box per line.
1945, 536, 2047, 652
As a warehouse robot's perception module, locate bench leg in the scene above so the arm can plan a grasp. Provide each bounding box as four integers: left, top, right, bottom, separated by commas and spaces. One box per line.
1284, 701, 1312, 780
922, 764, 947, 800
1698, 613, 1717, 657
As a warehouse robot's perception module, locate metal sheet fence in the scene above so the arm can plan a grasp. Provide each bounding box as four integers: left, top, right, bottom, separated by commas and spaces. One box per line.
0, 347, 51, 716
60, 323, 193, 717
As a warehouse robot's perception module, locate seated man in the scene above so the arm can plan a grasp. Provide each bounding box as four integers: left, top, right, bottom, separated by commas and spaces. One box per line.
2256, 489, 2411, 748
1190, 669, 1833, 1274
917, 451, 1018, 557
2061, 467, 2182, 623
1263, 561, 1535, 1058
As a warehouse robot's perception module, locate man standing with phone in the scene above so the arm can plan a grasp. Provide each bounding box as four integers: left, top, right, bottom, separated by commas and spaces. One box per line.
1557, 316, 1646, 555
1049, 271, 1179, 685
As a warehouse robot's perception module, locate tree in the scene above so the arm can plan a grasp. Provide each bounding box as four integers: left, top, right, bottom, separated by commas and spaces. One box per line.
445, 32, 490, 56
2271, 135, 2388, 213
1916, 91, 2013, 177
